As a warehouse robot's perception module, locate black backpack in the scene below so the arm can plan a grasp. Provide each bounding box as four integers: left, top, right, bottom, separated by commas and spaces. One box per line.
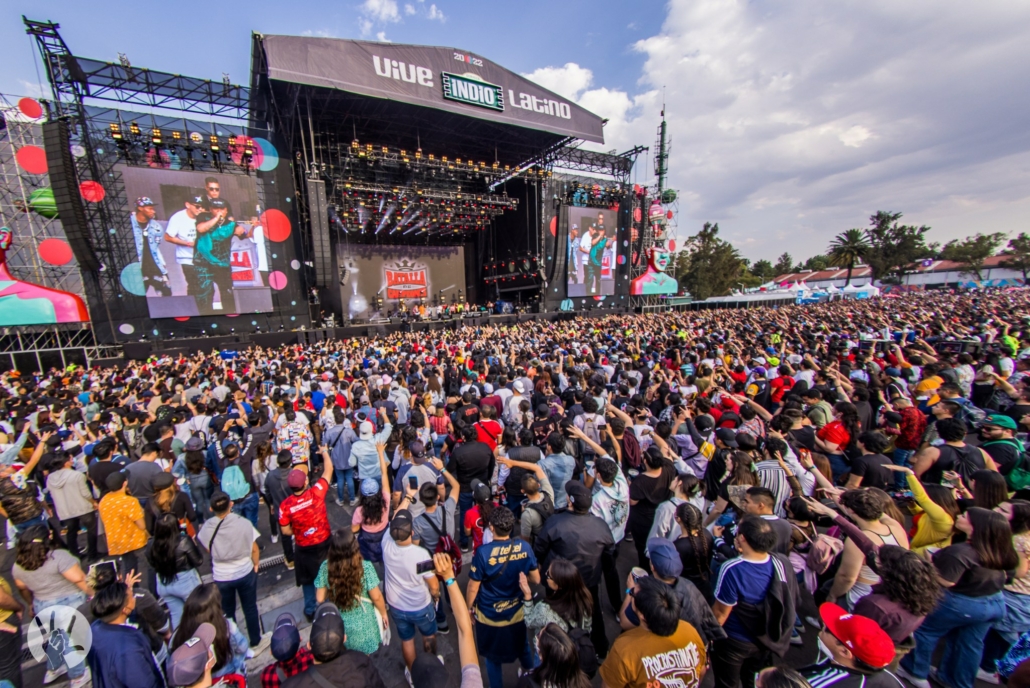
525, 493, 555, 522
568, 626, 599, 677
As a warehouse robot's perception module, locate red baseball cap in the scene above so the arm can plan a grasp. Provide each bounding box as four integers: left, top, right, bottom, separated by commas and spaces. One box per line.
819, 603, 895, 669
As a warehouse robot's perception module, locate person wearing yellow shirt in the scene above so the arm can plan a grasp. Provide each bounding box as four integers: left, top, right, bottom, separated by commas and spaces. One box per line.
98, 471, 149, 580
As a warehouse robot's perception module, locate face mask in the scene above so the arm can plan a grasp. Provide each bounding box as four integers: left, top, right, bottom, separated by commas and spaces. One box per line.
817, 637, 834, 663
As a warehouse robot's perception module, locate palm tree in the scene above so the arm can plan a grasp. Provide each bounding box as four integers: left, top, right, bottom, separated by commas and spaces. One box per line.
827, 228, 870, 286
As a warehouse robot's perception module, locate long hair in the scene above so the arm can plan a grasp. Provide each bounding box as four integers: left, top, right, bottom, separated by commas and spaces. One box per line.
834, 402, 861, 449
876, 545, 941, 616
545, 558, 593, 628
360, 484, 386, 527
728, 451, 758, 487
972, 470, 1009, 511
1008, 499, 1030, 535
255, 441, 273, 474
148, 513, 182, 585
172, 583, 232, 672
968, 507, 1020, 571
529, 624, 592, 688
922, 483, 961, 523
14, 525, 52, 571
325, 530, 364, 612
675, 502, 710, 582
153, 481, 177, 515
867, 487, 906, 525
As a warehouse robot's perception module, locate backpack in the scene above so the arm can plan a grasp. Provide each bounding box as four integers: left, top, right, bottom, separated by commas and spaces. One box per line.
984, 439, 1030, 491
526, 493, 555, 522
697, 437, 716, 461
791, 524, 844, 575
568, 626, 599, 677
418, 512, 463, 576
954, 398, 987, 428
621, 430, 643, 470
220, 463, 250, 500
717, 411, 741, 429
581, 415, 602, 444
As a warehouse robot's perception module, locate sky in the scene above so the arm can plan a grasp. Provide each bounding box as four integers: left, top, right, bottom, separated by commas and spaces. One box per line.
4, 0, 1029, 263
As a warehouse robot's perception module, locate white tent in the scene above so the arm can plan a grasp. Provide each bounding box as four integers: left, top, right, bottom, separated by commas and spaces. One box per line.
842, 283, 861, 292
825, 284, 840, 293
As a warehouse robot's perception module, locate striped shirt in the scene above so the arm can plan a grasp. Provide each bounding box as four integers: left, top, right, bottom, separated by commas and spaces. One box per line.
802, 660, 903, 688
753, 460, 792, 518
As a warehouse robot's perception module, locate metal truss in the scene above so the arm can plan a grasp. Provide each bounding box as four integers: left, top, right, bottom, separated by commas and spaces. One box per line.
551, 145, 648, 183
24, 18, 249, 121
0, 95, 86, 299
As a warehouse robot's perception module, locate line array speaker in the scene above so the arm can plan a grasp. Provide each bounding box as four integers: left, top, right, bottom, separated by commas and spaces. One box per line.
41, 119, 100, 271
307, 178, 332, 288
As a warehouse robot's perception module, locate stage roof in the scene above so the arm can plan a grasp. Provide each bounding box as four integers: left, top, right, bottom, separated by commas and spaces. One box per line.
258, 35, 605, 144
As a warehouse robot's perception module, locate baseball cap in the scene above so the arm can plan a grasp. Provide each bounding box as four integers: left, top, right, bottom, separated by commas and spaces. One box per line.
483, 383, 494, 394
207, 198, 227, 209
166, 622, 215, 687
885, 367, 902, 378
408, 441, 428, 464
186, 190, 206, 206
359, 421, 374, 440
565, 481, 593, 511
309, 602, 346, 662
152, 472, 175, 491
360, 478, 380, 496
819, 602, 895, 669
270, 613, 300, 661
513, 380, 525, 393
983, 414, 1018, 431
410, 653, 448, 688
471, 478, 491, 503
390, 509, 414, 541
647, 537, 683, 578
715, 428, 738, 448
185, 436, 205, 452
287, 469, 307, 490
136, 196, 154, 207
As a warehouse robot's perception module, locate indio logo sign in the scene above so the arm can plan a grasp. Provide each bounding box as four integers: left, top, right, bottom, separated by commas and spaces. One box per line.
441, 73, 504, 111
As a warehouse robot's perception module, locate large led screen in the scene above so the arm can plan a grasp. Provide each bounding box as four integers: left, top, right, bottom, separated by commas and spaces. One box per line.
566, 207, 618, 297
337, 244, 465, 319
119, 167, 275, 317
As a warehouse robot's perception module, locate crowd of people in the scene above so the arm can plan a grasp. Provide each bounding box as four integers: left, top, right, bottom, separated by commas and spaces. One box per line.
2, 288, 1030, 688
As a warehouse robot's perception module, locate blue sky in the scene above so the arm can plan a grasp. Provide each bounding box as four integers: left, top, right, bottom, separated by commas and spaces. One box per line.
4, 0, 1030, 264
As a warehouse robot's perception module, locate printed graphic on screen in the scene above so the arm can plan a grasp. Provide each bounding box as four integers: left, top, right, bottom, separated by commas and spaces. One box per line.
566, 207, 617, 297
337, 244, 465, 320
119, 167, 274, 318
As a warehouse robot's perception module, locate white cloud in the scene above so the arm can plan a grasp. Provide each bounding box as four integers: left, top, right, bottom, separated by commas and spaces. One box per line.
361, 0, 400, 23
376, 31, 391, 42
301, 29, 336, 38
556, 0, 1030, 258
427, 3, 445, 21
404, 3, 415, 14
358, 18, 373, 36
17, 80, 45, 98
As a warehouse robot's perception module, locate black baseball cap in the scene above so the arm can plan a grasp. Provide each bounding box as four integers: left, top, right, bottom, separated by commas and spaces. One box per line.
186, 190, 206, 206
309, 602, 345, 662
270, 612, 300, 661
390, 509, 414, 541
715, 428, 738, 448
566, 480, 593, 510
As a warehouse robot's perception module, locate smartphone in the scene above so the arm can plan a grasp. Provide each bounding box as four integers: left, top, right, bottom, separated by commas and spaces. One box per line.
416, 560, 435, 574
408, 476, 419, 491
89, 559, 118, 580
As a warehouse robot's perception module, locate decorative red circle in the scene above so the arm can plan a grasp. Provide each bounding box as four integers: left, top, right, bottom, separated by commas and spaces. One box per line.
15, 146, 48, 175
174, 317, 190, 322
260, 209, 292, 242
666, 210, 674, 220
80, 181, 106, 203
668, 239, 677, 251
633, 208, 642, 222
549, 216, 557, 237
18, 98, 43, 119
39, 238, 73, 265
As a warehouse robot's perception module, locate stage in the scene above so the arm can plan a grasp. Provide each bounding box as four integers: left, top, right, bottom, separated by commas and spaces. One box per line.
115, 309, 625, 362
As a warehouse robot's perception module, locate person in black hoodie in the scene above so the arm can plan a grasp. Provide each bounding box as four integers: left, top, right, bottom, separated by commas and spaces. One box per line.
265, 450, 296, 568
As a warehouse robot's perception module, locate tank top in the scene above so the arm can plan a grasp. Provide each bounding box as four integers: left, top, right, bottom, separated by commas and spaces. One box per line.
847, 529, 901, 609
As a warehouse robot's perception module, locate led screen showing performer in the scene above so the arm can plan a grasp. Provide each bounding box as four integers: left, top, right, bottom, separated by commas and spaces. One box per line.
119, 167, 275, 318
566, 207, 618, 297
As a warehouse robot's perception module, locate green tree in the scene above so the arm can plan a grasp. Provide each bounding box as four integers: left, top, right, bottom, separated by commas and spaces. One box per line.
863, 211, 933, 284
1001, 232, 1030, 282
773, 252, 794, 276
750, 259, 776, 282
803, 254, 830, 272
941, 232, 1008, 281
826, 228, 870, 286
678, 222, 748, 300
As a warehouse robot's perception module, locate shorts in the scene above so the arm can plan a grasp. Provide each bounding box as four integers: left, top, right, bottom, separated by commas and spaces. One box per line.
391, 602, 438, 642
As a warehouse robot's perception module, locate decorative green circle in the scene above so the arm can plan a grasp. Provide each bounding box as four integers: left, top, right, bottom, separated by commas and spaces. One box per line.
119, 262, 146, 296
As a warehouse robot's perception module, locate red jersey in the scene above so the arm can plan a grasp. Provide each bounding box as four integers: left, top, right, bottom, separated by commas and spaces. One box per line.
278, 478, 330, 547
474, 420, 503, 450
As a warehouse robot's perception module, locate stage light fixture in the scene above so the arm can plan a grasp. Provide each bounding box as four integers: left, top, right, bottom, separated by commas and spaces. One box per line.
172, 131, 181, 141
130, 122, 141, 136
416, 149, 422, 159
351, 139, 359, 149
209, 135, 220, 151
366, 144, 373, 153
441, 156, 448, 162
228, 135, 237, 147
151, 128, 162, 145
110, 123, 122, 140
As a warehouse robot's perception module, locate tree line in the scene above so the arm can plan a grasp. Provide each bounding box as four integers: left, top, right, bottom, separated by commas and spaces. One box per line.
673, 211, 1030, 301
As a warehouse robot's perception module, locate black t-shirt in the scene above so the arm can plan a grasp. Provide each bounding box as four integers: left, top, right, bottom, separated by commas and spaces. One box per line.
850, 453, 893, 490
1005, 403, 1030, 426
88, 460, 124, 498
982, 439, 1022, 476
923, 444, 986, 485
789, 426, 817, 452
628, 462, 676, 534
449, 440, 493, 492
933, 542, 1009, 597
453, 403, 480, 426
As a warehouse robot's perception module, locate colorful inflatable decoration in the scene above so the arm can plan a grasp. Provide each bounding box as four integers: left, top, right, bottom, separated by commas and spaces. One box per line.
630, 246, 678, 296
0, 227, 89, 325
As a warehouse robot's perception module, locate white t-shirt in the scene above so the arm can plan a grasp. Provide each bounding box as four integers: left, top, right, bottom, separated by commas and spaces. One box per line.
165, 209, 198, 265
198, 514, 260, 582
382, 535, 435, 612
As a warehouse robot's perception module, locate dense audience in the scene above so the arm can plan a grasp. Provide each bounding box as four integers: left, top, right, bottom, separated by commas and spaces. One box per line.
1, 288, 1030, 688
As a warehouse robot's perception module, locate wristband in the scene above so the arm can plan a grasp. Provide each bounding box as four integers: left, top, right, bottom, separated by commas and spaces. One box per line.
444, 577, 456, 587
